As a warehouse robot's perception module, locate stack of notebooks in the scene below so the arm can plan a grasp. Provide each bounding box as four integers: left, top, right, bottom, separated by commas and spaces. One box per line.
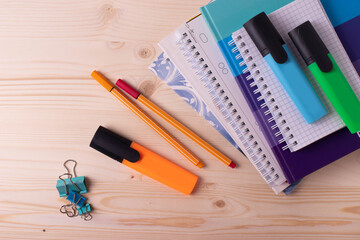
149, 0, 360, 194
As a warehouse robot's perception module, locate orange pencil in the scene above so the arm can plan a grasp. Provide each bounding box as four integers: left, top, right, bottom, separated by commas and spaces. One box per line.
116, 79, 236, 168
91, 70, 204, 168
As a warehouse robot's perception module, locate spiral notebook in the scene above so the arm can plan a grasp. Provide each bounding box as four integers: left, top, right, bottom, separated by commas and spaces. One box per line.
231, 0, 360, 152
159, 14, 290, 194
200, 0, 360, 184
149, 52, 241, 151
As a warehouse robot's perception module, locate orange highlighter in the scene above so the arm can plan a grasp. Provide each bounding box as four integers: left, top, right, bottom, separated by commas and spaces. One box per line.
90, 126, 198, 195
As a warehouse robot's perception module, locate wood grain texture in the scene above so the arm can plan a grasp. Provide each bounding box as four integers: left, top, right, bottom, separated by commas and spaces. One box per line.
0, 0, 360, 239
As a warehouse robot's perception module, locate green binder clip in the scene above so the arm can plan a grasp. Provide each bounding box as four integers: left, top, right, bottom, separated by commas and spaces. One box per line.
56, 160, 87, 197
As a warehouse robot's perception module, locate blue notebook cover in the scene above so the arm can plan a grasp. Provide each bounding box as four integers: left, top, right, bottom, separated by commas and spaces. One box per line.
321, 0, 360, 75
200, 0, 360, 183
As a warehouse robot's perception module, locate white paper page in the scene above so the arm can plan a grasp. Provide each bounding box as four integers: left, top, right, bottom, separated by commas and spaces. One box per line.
159, 14, 288, 191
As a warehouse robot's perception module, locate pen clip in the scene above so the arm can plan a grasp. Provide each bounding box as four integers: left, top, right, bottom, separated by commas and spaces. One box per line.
313, 51, 333, 73
90, 126, 140, 163
267, 36, 288, 64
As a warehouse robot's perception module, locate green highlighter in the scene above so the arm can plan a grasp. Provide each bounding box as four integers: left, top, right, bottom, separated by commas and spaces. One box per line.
289, 21, 360, 134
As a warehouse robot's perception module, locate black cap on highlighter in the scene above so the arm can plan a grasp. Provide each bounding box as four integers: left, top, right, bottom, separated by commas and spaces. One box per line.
243, 12, 288, 64
288, 21, 333, 72
90, 126, 140, 163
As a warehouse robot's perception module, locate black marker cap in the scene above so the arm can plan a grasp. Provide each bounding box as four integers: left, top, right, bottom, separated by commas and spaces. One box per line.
288, 21, 333, 72
243, 12, 288, 64
90, 126, 140, 163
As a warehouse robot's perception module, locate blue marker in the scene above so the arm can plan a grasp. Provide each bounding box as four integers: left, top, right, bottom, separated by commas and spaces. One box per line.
243, 12, 327, 124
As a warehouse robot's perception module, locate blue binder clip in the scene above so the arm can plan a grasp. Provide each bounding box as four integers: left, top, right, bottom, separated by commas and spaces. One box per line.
56, 159, 87, 197
57, 159, 93, 221
66, 191, 86, 208
60, 202, 78, 218
78, 203, 92, 221
59, 191, 87, 218
78, 203, 91, 215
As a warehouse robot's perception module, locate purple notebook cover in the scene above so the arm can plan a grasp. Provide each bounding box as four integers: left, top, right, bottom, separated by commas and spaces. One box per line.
235, 72, 360, 183
334, 15, 360, 76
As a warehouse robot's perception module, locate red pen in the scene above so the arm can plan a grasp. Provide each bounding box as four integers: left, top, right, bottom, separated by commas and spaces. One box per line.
116, 79, 236, 168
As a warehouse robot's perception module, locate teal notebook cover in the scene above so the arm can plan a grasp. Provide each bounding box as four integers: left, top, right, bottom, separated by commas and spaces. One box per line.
200, 0, 293, 42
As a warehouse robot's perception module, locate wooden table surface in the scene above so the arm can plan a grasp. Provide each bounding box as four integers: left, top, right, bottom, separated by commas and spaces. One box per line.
1, 1, 360, 239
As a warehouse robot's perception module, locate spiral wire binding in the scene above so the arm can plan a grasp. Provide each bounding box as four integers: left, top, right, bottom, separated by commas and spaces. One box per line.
232, 33, 297, 151
175, 32, 279, 184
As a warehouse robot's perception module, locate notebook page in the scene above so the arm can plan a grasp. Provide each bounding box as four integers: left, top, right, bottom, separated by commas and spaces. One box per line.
149, 52, 241, 150
159, 15, 289, 192
233, 0, 360, 152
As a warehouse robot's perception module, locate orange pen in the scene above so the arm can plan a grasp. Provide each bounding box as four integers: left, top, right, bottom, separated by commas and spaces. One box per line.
90, 126, 198, 195
116, 79, 236, 168
91, 70, 204, 168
